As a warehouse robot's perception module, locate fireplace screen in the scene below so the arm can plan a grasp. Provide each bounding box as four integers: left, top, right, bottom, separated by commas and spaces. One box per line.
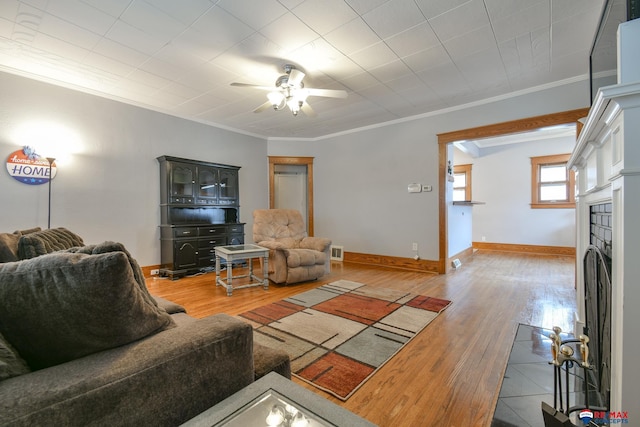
583, 245, 611, 410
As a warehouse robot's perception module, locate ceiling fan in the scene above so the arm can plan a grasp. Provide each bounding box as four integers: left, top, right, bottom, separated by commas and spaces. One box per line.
230, 64, 347, 117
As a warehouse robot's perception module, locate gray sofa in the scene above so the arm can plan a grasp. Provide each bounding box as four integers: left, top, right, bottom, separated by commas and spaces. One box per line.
0, 228, 290, 426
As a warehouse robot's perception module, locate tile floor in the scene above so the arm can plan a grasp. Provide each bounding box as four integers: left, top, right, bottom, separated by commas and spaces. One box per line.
491, 324, 587, 427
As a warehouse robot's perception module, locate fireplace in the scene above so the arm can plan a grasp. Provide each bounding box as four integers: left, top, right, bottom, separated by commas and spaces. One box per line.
568, 18, 640, 414
582, 203, 612, 409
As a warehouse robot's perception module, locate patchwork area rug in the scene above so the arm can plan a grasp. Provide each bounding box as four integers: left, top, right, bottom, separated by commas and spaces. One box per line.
239, 280, 451, 400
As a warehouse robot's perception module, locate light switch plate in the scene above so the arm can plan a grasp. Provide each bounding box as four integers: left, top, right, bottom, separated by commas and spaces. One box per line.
407, 183, 422, 193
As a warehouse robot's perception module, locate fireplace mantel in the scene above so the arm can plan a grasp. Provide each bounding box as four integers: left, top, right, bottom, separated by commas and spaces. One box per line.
568, 78, 640, 417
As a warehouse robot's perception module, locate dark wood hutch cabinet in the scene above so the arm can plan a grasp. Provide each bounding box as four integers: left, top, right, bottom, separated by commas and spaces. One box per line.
157, 156, 244, 279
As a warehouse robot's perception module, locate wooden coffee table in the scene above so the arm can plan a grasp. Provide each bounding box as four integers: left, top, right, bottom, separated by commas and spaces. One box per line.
215, 244, 269, 296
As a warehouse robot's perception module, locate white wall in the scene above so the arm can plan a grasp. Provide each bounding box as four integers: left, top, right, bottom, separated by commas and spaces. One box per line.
269, 80, 589, 260
455, 135, 577, 247
447, 144, 473, 257
0, 71, 268, 267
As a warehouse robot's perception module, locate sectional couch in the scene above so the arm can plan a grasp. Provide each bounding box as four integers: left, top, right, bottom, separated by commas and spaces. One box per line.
0, 227, 290, 426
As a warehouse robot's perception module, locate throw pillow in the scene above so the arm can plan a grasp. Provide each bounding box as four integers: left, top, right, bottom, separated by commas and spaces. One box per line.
0, 332, 30, 381
0, 227, 42, 263
0, 251, 176, 370
17, 227, 84, 259
0, 233, 20, 263
64, 241, 159, 308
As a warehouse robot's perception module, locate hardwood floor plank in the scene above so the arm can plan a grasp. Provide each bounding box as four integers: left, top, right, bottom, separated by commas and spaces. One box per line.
146, 250, 576, 426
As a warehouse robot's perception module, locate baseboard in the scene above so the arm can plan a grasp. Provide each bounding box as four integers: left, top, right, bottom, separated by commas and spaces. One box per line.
344, 251, 440, 274
447, 246, 474, 272
141, 264, 161, 278
472, 242, 576, 256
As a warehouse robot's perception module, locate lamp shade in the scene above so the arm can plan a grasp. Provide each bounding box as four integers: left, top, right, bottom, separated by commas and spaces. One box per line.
267, 91, 285, 108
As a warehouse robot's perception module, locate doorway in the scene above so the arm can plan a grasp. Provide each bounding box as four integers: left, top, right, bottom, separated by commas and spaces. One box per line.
436, 108, 589, 273
268, 156, 315, 236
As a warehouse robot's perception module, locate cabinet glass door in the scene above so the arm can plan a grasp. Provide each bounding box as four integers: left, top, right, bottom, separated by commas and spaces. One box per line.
171, 164, 194, 197
198, 167, 218, 202
218, 169, 238, 203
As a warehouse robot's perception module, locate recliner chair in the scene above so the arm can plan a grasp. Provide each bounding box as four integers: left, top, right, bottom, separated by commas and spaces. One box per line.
252, 209, 331, 284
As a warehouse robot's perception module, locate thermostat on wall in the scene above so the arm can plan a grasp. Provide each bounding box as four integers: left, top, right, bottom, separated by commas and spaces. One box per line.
408, 183, 422, 193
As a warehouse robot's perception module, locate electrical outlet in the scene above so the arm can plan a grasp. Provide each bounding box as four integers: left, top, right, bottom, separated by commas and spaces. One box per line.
150, 269, 160, 276
412, 242, 418, 251
481, 236, 486, 242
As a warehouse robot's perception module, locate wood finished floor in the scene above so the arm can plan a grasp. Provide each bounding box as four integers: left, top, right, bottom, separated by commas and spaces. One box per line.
146, 250, 576, 427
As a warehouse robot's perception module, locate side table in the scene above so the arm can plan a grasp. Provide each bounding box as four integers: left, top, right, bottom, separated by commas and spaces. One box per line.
215, 244, 269, 296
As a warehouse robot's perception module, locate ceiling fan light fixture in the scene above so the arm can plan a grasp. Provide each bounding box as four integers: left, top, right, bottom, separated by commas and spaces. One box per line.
267, 91, 285, 110
287, 97, 301, 116
231, 63, 347, 118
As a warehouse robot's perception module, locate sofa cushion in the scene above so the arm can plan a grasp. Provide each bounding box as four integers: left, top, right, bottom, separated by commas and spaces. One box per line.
153, 296, 187, 314
0, 227, 42, 263
0, 251, 176, 370
17, 227, 84, 259
0, 332, 30, 381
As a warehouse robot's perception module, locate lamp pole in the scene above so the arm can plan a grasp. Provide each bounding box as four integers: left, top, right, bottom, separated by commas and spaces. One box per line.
46, 157, 55, 229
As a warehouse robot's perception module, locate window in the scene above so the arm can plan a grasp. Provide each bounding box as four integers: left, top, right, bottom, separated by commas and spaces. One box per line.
531, 154, 575, 208
453, 164, 472, 202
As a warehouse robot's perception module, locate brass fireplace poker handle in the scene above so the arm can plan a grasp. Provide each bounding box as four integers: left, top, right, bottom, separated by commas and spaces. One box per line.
557, 344, 574, 365
550, 333, 560, 365
579, 335, 590, 368
550, 327, 563, 366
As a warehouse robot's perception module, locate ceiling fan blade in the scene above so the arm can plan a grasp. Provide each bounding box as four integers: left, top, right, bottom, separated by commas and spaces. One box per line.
288, 69, 305, 86
253, 101, 273, 113
306, 88, 348, 98
230, 82, 274, 91
301, 103, 317, 118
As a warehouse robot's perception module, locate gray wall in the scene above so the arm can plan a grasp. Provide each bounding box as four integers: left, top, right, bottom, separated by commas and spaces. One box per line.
269, 80, 589, 261
0, 71, 268, 267
0, 69, 589, 266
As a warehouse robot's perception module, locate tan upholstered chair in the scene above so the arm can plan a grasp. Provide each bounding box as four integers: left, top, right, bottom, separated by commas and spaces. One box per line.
252, 209, 331, 284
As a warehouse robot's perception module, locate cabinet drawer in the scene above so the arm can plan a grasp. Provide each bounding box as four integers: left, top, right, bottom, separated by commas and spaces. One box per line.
170, 196, 194, 204
173, 227, 198, 238
198, 226, 226, 237
227, 224, 244, 234
198, 255, 216, 267
196, 198, 217, 205
198, 237, 226, 249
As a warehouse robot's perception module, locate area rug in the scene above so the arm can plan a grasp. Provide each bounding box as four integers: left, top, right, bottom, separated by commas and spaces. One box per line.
239, 280, 451, 400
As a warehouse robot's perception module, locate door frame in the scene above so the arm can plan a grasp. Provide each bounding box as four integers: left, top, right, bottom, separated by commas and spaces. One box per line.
436, 108, 589, 273
268, 156, 315, 236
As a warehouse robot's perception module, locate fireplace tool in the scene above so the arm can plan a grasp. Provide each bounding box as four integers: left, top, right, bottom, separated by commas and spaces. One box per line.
547, 326, 603, 422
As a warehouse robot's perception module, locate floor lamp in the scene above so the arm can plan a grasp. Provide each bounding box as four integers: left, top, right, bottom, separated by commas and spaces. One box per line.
46, 157, 55, 229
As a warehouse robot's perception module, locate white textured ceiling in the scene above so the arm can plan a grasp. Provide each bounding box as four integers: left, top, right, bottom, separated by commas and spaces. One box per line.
0, 0, 606, 139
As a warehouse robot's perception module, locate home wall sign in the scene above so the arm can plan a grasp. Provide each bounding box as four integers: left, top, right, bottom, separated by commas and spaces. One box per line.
5, 146, 57, 185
